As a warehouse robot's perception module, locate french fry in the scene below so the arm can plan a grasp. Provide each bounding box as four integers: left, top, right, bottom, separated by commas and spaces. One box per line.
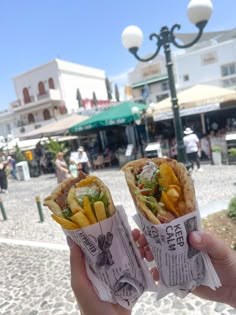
159, 163, 180, 188
94, 201, 107, 222
71, 211, 91, 227
83, 196, 97, 224
75, 176, 97, 188
160, 191, 180, 217
166, 188, 179, 203
67, 188, 83, 213
51, 214, 79, 230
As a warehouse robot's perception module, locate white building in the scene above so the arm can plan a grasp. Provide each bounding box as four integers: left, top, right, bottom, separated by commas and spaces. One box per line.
175, 28, 236, 91
9, 59, 107, 137
127, 55, 169, 103
127, 28, 236, 103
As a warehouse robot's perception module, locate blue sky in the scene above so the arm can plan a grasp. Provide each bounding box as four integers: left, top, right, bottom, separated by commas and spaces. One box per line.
0, 0, 235, 110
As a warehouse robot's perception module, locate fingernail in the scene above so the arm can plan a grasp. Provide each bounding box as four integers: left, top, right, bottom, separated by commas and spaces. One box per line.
66, 236, 74, 248
191, 231, 202, 245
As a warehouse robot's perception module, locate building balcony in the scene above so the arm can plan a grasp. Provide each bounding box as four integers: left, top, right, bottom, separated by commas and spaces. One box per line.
10, 100, 22, 109
11, 89, 61, 112
14, 117, 58, 137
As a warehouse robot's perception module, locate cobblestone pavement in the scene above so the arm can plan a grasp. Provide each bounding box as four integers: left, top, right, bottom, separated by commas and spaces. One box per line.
0, 164, 236, 314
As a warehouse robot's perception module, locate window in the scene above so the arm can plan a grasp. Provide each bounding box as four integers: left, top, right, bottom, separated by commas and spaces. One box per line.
23, 87, 31, 103
43, 109, 51, 120
221, 63, 236, 77
161, 81, 169, 91
28, 113, 35, 123
183, 74, 189, 82
38, 81, 46, 95
48, 77, 55, 89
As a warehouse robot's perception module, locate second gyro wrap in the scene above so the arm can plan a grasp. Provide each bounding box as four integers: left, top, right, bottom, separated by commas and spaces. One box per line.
44, 172, 155, 309
122, 158, 221, 298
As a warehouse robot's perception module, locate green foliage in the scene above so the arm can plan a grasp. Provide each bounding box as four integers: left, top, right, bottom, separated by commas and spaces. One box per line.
43, 138, 70, 160
227, 196, 236, 220
212, 145, 222, 152
15, 144, 26, 162
228, 148, 236, 156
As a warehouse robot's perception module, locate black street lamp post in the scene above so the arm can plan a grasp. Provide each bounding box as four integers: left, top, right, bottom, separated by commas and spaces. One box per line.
122, 0, 213, 166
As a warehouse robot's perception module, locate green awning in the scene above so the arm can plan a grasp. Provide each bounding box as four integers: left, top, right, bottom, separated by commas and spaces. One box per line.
131, 75, 168, 89
69, 101, 147, 133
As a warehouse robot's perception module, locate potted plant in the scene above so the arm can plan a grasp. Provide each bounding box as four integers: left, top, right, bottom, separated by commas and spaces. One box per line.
228, 147, 236, 164
212, 145, 222, 165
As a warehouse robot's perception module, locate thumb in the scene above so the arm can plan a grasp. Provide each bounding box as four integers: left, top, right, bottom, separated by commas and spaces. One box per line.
189, 231, 230, 261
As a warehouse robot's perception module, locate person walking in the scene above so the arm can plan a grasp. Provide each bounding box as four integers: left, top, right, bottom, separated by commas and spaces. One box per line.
0, 159, 8, 193
183, 127, 201, 171
55, 152, 69, 183
77, 146, 91, 174
7, 156, 17, 180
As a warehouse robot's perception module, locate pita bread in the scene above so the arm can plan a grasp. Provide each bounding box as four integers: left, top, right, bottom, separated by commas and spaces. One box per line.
44, 171, 116, 218
122, 158, 197, 224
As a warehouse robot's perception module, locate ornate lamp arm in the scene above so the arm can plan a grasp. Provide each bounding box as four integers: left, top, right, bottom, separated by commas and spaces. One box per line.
129, 33, 163, 62
169, 21, 207, 49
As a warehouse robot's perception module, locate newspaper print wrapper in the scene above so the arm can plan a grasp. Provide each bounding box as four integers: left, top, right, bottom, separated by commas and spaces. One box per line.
133, 206, 221, 300
64, 205, 156, 310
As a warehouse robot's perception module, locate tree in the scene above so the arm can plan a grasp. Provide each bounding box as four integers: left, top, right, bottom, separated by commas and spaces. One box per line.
76, 88, 83, 108
105, 77, 112, 100
115, 84, 120, 102
43, 138, 70, 161
15, 144, 26, 162
92, 91, 98, 107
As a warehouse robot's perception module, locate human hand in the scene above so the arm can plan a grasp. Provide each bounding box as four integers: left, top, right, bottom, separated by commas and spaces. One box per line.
132, 229, 236, 308
67, 237, 131, 315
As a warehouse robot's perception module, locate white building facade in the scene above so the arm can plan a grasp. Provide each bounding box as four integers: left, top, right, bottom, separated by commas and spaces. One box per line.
128, 55, 169, 104
175, 28, 236, 91
9, 59, 107, 137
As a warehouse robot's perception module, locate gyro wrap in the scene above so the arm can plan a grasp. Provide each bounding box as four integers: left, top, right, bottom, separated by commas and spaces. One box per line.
44, 172, 156, 309
122, 158, 221, 299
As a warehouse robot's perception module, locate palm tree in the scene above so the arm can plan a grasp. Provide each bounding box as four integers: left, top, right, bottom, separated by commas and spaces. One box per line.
43, 138, 70, 161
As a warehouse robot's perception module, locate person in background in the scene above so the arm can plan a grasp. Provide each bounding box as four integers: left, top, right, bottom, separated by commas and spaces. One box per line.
0, 159, 8, 193
67, 230, 236, 314
35, 142, 44, 175
7, 155, 17, 180
183, 127, 201, 171
200, 135, 211, 160
69, 159, 78, 178
77, 146, 91, 174
55, 152, 69, 183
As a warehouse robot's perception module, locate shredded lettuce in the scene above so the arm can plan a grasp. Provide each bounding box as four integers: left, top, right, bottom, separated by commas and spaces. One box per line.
62, 208, 73, 220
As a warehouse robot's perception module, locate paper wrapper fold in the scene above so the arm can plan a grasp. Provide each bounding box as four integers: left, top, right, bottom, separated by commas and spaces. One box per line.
64, 206, 156, 309
133, 206, 221, 299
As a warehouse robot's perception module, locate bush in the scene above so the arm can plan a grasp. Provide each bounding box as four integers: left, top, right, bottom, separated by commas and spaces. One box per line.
228, 148, 236, 156
212, 145, 222, 152
227, 196, 236, 220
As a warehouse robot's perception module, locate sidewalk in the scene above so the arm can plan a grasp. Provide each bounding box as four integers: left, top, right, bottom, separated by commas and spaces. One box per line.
0, 164, 235, 314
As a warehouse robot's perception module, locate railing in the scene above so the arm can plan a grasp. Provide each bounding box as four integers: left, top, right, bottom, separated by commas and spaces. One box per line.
37, 92, 49, 100
10, 100, 22, 109
24, 95, 35, 104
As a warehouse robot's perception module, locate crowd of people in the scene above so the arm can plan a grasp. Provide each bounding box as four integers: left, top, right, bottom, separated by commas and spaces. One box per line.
55, 146, 90, 183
